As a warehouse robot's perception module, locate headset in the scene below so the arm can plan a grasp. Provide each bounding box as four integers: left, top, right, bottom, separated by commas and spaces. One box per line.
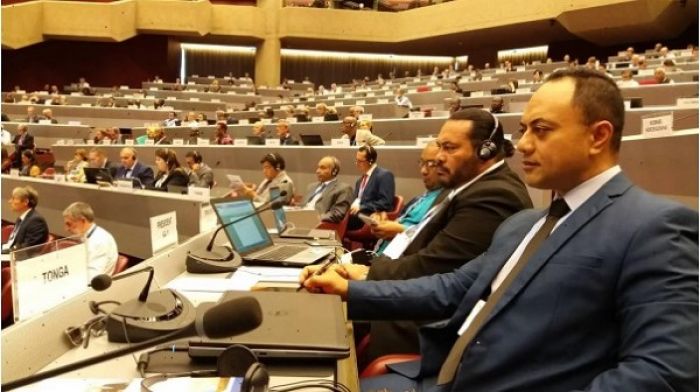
187, 150, 203, 164
140, 344, 269, 392
359, 145, 377, 165
477, 113, 500, 161
330, 156, 340, 177
263, 152, 284, 171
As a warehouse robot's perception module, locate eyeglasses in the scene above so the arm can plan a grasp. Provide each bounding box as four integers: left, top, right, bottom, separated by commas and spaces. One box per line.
418, 160, 438, 168
64, 314, 107, 348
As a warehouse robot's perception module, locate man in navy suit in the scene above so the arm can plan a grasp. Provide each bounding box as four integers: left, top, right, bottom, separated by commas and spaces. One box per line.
347, 145, 395, 230
2, 186, 49, 253
301, 68, 698, 391
115, 147, 154, 188
276, 119, 299, 145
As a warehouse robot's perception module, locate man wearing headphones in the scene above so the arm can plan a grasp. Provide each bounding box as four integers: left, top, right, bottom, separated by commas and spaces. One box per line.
347, 144, 396, 231
301, 156, 354, 223
184, 150, 214, 189
276, 119, 299, 145
115, 147, 155, 188
304, 109, 532, 363
239, 152, 294, 205
2, 186, 49, 253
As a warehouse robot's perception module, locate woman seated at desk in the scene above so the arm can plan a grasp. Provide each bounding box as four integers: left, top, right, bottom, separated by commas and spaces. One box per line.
233, 152, 294, 205
150, 148, 189, 192
19, 150, 40, 177
65, 148, 88, 183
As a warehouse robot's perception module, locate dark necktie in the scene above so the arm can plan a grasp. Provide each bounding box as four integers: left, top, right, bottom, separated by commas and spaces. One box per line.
437, 198, 570, 385
7, 218, 22, 245
308, 183, 327, 202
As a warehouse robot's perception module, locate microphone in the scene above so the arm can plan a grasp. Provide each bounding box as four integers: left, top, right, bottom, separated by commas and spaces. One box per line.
1, 297, 263, 391
185, 191, 287, 274
90, 266, 153, 303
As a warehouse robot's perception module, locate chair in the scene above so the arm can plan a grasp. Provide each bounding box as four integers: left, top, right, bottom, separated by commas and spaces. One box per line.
356, 332, 421, 378
1, 225, 14, 244
41, 167, 55, 178
39, 233, 57, 254
343, 195, 404, 251
2, 267, 13, 322
112, 255, 130, 275
316, 212, 350, 241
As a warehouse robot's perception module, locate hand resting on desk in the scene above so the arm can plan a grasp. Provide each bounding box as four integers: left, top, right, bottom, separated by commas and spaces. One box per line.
298, 264, 369, 299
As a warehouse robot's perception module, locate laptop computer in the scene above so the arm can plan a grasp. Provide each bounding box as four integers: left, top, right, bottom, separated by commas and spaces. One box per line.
84, 167, 113, 184
188, 290, 350, 360
269, 188, 334, 240
211, 197, 333, 267
299, 134, 324, 146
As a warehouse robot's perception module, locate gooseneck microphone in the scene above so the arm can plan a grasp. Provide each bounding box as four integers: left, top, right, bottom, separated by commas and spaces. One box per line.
185, 191, 286, 273
90, 266, 154, 302
2, 297, 263, 391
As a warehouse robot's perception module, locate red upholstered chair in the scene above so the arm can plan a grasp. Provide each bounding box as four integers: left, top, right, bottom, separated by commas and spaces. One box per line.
1, 225, 15, 244
416, 85, 431, 92
343, 195, 404, 251
360, 353, 422, 378
39, 233, 57, 254
112, 255, 130, 275
316, 212, 350, 241
2, 267, 13, 322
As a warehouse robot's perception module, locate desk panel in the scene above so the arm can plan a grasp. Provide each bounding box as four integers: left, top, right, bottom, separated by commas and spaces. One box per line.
1, 177, 206, 259
3, 104, 179, 128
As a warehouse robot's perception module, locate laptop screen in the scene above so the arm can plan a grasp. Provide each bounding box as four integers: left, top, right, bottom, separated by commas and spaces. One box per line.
212, 198, 271, 254
268, 187, 287, 232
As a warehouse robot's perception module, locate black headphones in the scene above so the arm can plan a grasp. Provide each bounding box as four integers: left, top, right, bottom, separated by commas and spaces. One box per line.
140, 345, 269, 392
477, 114, 500, 161
190, 150, 203, 164
330, 157, 340, 177
359, 145, 377, 165
265, 153, 283, 170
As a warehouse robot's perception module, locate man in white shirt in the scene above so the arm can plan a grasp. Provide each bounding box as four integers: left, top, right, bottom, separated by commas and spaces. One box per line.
63, 202, 119, 279
394, 88, 413, 109
300, 68, 698, 391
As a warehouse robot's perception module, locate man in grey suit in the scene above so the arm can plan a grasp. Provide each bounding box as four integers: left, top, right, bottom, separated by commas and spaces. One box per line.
301, 68, 698, 391
300, 156, 353, 223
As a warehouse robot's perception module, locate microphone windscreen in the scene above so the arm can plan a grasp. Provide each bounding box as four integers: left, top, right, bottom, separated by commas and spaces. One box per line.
278, 190, 288, 197
269, 200, 284, 210
90, 274, 112, 291
199, 297, 263, 339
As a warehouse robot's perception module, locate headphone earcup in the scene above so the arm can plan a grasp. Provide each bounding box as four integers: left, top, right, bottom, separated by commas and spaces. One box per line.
241, 363, 269, 392
216, 345, 258, 377
478, 140, 497, 160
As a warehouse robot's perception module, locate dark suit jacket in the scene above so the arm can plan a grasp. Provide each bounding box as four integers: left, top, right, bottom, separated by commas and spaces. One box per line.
103, 160, 119, 178
13, 133, 34, 152
280, 135, 299, 145
364, 163, 532, 360
151, 169, 189, 192
10, 209, 49, 250
353, 166, 395, 213
349, 173, 698, 392
301, 180, 354, 223
115, 161, 155, 187
324, 113, 340, 121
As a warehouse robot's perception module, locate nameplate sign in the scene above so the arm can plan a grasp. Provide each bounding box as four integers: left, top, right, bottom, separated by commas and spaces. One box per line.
287, 117, 297, 124
471, 91, 484, 97
12, 240, 88, 321
54, 174, 66, 183
116, 179, 134, 190
416, 136, 435, 147
66, 139, 75, 145
641, 112, 674, 137
190, 98, 200, 102
56, 139, 65, 145
68, 121, 81, 126
367, 92, 375, 97
408, 111, 425, 119
358, 114, 373, 121
188, 186, 210, 201
482, 76, 492, 81
355, 100, 366, 105
239, 119, 250, 125
197, 138, 210, 146
173, 139, 184, 146
638, 69, 654, 76
101, 139, 111, 145
149, 87, 158, 91
9, 169, 19, 177
516, 88, 531, 94
266, 139, 281, 146
676, 97, 698, 108
125, 139, 135, 145
261, 119, 272, 125
120, 85, 129, 90
150, 211, 178, 255
377, 98, 389, 104
385, 91, 394, 96
331, 138, 350, 147
199, 204, 218, 233
311, 116, 324, 123
81, 103, 92, 107
144, 139, 155, 145
234, 139, 248, 146
86, 140, 95, 145
38, 119, 52, 125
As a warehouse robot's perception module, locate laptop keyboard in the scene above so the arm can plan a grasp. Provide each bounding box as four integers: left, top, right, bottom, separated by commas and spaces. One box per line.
258, 245, 308, 261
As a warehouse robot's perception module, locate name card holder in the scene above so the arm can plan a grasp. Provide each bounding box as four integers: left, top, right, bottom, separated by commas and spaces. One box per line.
416, 136, 435, 147
188, 186, 210, 201
676, 97, 699, 108
377, 98, 389, 104
359, 114, 373, 121
150, 211, 178, 255
234, 139, 248, 146
197, 138, 210, 146
145, 139, 155, 146
641, 112, 674, 137
266, 139, 281, 146
408, 111, 425, 119
311, 116, 324, 123
125, 139, 135, 146
261, 119, 272, 125
471, 91, 484, 97
173, 139, 185, 146
239, 119, 250, 125
331, 138, 350, 147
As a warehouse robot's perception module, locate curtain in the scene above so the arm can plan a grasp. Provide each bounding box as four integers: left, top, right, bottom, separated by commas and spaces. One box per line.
184, 47, 256, 79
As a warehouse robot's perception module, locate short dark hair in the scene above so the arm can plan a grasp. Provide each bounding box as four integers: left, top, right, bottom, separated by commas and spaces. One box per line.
261, 152, 285, 170
358, 144, 378, 164
449, 108, 514, 158
155, 148, 181, 171
185, 150, 202, 163
546, 68, 625, 151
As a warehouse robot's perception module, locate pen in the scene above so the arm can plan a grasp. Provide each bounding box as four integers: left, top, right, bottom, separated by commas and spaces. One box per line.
297, 257, 335, 292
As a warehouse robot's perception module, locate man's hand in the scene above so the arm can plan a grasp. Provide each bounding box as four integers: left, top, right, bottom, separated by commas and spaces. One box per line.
298, 264, 370, 299
371, 220, 405, 240
349, 205, 361, 215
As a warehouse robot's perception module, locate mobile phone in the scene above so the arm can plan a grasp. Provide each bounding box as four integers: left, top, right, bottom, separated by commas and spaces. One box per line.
357, 213, 379, 226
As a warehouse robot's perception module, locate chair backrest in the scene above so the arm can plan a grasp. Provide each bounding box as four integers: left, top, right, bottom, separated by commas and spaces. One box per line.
1, 225, 15, 244
316, 212, 350, 241
112, 255, 129, 275
386, 195, 404, 221
2, 267, 13, 322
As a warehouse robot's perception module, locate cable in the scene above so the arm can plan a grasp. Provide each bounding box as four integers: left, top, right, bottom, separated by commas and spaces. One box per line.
269, 379, 352, 392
